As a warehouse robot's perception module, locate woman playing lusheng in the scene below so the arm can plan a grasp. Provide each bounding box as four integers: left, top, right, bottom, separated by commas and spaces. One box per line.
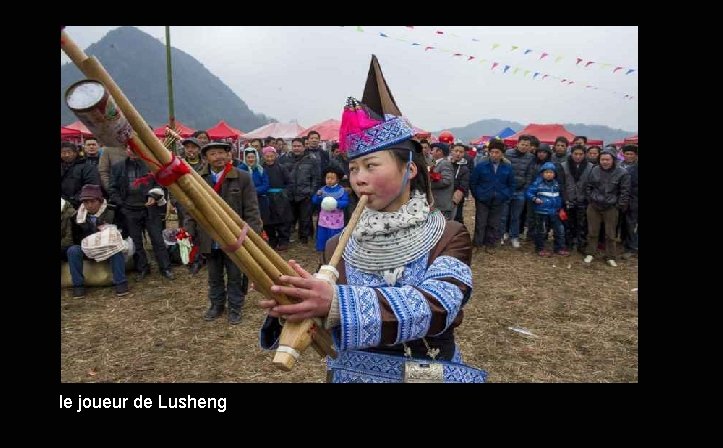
258, 55, 486, 382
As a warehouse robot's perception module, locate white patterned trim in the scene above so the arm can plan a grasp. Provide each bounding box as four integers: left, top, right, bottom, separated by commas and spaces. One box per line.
424, 255, 473, 289
417, 279, 464, 333
378, 286, 432, 344
345, 252, 429, 288
337, 286, 382, 351
326, 349, 487, 383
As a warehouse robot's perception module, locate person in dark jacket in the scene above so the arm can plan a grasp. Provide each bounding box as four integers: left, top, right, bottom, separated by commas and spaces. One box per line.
61, 142, 101, 208
470, 140, 514, 253
83, 138, 101, 166
109, 146, 173, 280
502, 135, 534, 247
620, 145, 638, 257
261, 146, 293, 251
185, 142, 262, 325
450, 143, 471, 224
583, 149, 631, 266
283, 138, 321, 244
562, 144, 593, 252
66, 184, 129, 299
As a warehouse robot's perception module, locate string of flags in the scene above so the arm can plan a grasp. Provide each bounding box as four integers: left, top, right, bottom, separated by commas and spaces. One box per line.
403, 26, 637, 76
344, 26, 636, 101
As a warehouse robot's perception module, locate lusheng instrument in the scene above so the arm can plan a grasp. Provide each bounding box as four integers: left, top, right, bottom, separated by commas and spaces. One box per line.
61, 28, 336, 369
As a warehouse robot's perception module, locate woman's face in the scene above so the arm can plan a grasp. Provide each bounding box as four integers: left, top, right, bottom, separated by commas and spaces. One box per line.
349, 150, 416, 212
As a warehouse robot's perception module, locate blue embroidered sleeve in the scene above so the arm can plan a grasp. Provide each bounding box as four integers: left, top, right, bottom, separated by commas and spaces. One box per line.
418, 255, 472, 333
424, 255, 473, 288
336, 285, 383, 351
378, 285, 432, 344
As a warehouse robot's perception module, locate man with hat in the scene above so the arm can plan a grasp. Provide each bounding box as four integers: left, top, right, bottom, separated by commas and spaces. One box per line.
66, 184, 129, 298
185, 141, 263, 325
258, 55, 486, 382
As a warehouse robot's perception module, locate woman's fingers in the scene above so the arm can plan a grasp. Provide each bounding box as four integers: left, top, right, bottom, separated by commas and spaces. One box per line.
272, 301, 317, 316
276, 275, 317, 290
288, 260, 313, 279
258, 299, 277, 309
271, 283, 316, 301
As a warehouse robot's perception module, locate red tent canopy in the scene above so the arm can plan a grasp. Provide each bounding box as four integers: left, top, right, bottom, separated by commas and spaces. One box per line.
207, 120, 244, 140
504, 124, 603, 146
298, 119, 341, 141
153, 121, 196, 138
61, 126, 81, 138
412, 126, 431, 138
64, 120, 93, 137
623, 135, 638, 144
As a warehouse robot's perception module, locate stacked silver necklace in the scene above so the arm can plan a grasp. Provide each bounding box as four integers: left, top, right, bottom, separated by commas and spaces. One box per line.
343, 192, 445, 284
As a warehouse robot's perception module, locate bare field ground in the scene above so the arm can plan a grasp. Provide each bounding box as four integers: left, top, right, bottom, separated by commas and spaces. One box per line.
61, 198, 638, 383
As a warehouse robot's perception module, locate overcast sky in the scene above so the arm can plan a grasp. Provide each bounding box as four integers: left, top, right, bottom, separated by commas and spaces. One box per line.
62, 26, 638, 132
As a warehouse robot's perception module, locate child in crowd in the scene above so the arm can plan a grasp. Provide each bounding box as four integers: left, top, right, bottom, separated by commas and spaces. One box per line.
311, 166, 349, 263
525, 162, 568, 257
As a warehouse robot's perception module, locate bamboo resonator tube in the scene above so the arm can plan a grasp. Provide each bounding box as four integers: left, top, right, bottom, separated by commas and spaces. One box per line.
61, 29, 336, 364
272, 194, 369, 370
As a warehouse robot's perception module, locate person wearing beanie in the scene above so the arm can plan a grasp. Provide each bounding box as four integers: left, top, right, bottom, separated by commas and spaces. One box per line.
65, 184, 129, 298
258, 55, 486, 383
470, 139, 514, 254
186, 141, 262, 325
583, 149, 631, 267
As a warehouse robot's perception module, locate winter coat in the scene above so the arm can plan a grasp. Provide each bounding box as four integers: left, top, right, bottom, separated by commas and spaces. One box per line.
470, 158, 515, 205
525, 162, 563, 215
61, 157, 101, 207
184, 165, 262, 254
505, 148, 535, 192
585, 163, 631, 210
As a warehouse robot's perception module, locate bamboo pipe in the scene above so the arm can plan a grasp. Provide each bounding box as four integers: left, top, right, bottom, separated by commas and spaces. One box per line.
62, 29, 336, 360
79, 52, 291, 290
82, 53, 297, 281
272, 195, 369, 369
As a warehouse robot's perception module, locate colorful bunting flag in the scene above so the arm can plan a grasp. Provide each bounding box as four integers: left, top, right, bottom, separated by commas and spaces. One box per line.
491, 62, 499, 70
585, 61, 595, 67
524, 49, 532, 54
613, 66, 623, 73
503, 65, 510, 73
576, 58, 583, 65
540, 52, 549, 60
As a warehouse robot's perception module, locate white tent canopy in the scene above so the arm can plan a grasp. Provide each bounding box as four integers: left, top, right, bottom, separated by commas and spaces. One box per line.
242, 122, 306, 139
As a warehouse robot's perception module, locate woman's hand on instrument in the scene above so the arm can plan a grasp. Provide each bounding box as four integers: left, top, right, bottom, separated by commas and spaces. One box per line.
260, 260, 334, 322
